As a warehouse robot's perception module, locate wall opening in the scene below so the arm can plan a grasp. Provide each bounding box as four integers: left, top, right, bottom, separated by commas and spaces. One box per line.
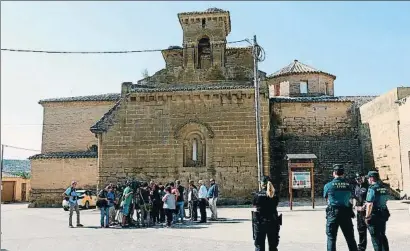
300, 81, 308, 94
202, 18, 206, 28
183, 132, 206, 167
325, 82, 329, 95
192, 139, 198, 161
197, 36, 211, 69
275, 85, 281, 96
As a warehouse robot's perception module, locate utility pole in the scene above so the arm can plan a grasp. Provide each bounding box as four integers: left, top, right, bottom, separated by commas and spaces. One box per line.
0, 144, 4, 247
252, 35, 264, 190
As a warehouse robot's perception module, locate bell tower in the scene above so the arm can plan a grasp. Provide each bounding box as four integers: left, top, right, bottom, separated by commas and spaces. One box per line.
177, 8, 231, 70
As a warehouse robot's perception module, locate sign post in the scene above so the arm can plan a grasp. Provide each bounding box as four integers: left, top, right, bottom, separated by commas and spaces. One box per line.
285, 154, 317, 210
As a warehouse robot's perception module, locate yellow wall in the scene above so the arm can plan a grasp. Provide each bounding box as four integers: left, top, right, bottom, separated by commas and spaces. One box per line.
31, 158, 98, 190
2, 177, 31, 202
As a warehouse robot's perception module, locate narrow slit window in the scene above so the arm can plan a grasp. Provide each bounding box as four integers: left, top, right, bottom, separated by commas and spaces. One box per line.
202, 18, 206, 28
300, 81, 308, 94
325, 83, 329, 95
192, 139, 198, 161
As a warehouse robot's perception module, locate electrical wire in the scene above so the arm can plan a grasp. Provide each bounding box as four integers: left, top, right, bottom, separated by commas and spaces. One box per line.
1, 39, 250, 54
254, 44, 266, 63
2, 123, 90, 126
1, 144, 41, 152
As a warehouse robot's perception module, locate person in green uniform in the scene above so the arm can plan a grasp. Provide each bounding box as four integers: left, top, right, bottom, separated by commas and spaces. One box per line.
121, 181, 133, 228
323, 164, 358, 251
365, 171, 390, 251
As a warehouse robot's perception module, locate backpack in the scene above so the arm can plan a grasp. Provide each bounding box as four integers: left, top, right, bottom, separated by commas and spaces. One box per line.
64, 187, 73, 201
96, 190, 108, 208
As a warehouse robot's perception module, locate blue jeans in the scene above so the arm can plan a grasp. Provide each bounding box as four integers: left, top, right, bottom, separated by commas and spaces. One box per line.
176, 202, 185, 221
100, 207, 109, 227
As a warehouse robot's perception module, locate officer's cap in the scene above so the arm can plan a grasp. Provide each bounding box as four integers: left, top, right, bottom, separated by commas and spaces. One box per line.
366, 171, 379, 179
333, 164, 344, 172
355, 172, 365, 178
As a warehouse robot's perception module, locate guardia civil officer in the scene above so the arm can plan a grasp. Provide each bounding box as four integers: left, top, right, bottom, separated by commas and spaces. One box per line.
252, 176, 281, 251
364, 171, 390, 251
353, 172, 369, 251
323, 164, 358, 251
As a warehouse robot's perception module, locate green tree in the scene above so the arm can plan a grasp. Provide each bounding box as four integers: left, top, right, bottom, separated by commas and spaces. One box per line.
14, 171, 31, 179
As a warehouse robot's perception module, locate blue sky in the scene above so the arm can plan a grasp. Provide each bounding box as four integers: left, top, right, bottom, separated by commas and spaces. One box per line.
1, 1, 410, 159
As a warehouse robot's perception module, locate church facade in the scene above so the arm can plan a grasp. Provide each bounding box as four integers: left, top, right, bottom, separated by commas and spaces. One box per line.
30, 8, 390, 206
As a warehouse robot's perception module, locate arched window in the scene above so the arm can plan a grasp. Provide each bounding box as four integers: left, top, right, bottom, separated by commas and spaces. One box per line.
197, 36, 211, 69
192, 139, 198, 161
183, 132, 206, 167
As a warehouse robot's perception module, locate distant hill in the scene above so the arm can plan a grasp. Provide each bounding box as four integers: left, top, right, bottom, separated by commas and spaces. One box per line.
2, 159, 31, 174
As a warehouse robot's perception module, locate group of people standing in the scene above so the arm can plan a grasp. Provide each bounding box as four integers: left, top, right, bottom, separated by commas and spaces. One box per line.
64, 164, 391, 251
63, 178, 219, 229
324, 164, 390, 251
152, 178, 219, 227
252, 165, 392, 251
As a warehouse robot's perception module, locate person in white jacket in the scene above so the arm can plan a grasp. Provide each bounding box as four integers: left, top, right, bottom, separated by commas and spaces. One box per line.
198, 180, 208, 223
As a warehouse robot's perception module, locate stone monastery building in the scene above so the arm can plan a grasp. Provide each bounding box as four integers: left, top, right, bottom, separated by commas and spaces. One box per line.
29, 8, 410, 206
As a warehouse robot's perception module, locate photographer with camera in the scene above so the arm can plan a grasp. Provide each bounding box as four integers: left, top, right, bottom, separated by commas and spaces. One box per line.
63, 181, 83, 228
97, 185, 113, 228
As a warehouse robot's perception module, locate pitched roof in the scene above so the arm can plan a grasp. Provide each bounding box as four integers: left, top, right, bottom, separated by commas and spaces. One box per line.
285, 154, 317, 160
90, 96, 127, 134
271, 95, 376, 105
2, 172, 21, 178
29, 150, 97, 160
268, 60, 336, 79
178, 7, 229, 16
130, 82, 254, 93
39, 93, 121, 104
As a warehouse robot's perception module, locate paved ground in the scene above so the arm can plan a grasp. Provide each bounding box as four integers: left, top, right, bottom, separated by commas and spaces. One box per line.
1, 201, 409, 251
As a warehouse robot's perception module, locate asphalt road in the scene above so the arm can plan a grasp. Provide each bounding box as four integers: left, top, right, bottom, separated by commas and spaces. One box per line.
1, 202, 409, 251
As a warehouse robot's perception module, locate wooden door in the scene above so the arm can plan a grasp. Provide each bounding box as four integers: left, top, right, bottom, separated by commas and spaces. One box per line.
2, 181, 15, 202
21, 183, 27, 202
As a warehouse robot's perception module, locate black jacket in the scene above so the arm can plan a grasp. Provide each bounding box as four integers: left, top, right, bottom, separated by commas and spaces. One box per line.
354, 182, 369, 207
252, 189, 279, 221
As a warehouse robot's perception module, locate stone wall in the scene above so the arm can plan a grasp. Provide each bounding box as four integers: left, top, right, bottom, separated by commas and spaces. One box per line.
142, 47, 254, 85
30, 158, 98, 206
41, 101, 116, 153
360, 87, 410, 192
98, 89, 270, 203
267, 73, 335, 97
398, 96, 410, 195
270, 99, 363, 196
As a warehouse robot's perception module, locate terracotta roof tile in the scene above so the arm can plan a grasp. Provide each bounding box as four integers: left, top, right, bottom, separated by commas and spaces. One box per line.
29, 151, 97, 160
268, 60, 336, 79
